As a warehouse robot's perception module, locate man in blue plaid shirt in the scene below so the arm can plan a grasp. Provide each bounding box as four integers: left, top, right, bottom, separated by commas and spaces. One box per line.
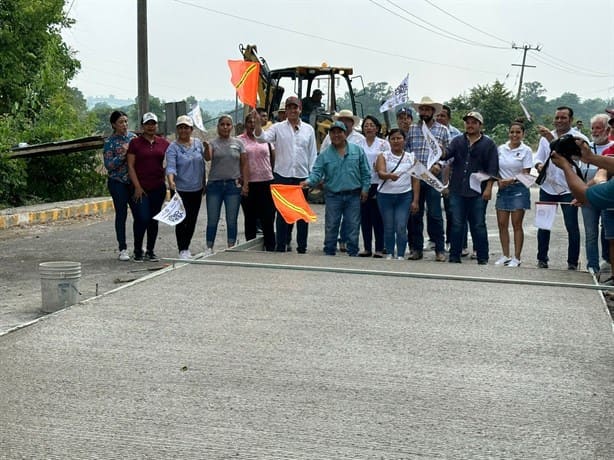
405, 96, 450, 262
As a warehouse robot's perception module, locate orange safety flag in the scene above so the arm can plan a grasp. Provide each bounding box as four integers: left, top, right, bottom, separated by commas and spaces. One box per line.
227, 60, 260, 108
270, 184, 317, 224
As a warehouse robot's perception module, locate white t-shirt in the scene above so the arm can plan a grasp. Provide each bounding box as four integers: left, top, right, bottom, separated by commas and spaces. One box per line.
364, 137, 390, 184
497, 141, 533, 179
378, 150, 416, 194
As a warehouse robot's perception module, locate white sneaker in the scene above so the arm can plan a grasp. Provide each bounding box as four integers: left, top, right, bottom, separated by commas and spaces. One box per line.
118, 249, 130, 261
397, 256, 404, 260
495, 255, 511, 266
507, 257, 521, 267
203, 247, 214, 256
385, 254, 393, 260
179, 250, 191, 260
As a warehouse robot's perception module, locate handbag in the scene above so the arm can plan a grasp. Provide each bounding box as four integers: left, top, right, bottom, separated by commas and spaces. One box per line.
377, 152, 405, 192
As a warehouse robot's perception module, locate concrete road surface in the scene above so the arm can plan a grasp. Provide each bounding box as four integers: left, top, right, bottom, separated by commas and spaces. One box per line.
1, 193, 613, 458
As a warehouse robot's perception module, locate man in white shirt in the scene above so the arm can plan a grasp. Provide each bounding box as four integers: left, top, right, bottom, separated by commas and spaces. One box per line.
534, 106, 589, 270
254, 96, 317, 253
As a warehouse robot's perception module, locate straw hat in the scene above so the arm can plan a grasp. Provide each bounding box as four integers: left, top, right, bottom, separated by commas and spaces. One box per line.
412, 96, 443, 113
333, 109, 360, 125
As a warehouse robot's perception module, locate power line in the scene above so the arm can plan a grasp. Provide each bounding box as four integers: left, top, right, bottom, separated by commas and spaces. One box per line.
171, 0, 501, 77
371, 0, 508, 49
421, 0, 511, 45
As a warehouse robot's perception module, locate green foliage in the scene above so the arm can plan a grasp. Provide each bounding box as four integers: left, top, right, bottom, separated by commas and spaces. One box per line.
23, 87, 106, 201
447, 80, 521, 133
339, 81, 392, 123
0, 0, 79, 116
0, 114, 28, 207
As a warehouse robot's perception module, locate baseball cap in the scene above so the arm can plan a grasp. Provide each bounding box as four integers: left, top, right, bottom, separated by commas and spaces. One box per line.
176, 115, 194, 127
312, 89, 324, 96
285, 96, 301, 108
142, 112, 158, 124
396, 107, 413, 117
463, 111, 484, 124
329, 120, 347, 132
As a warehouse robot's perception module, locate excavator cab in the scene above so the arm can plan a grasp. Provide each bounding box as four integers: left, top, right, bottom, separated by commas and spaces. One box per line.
240, 44, 360, 149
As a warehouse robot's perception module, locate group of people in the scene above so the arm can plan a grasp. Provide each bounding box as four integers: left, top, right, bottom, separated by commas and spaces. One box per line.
103, 98, 614, 280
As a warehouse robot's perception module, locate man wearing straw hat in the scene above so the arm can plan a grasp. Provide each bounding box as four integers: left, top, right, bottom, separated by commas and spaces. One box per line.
405, 96, 450, 262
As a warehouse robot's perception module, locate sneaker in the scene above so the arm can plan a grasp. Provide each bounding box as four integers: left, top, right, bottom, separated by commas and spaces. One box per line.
118, 249, 130, 261
461, 248, 469, 257
373, 251, 384, 259
435, 252, 447, 262
358, 251, 372, 257
145, 251, 159, 262
537, 260, 549, 269
179, 250, 191, 260
470, 250, 477, 260
408, 250, 423, 260
495, 256, 511, 266
507, 257, 521, 267
396, 256, 404, 260
203, 247, 214, 256
477, 259, 488, 265
133, 252, 144, 263
385, 254, 393, 260
567, 264, 577, 271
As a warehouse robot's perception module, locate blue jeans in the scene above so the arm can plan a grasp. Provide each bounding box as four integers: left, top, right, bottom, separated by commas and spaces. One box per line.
131, 184, 166, 255
449, 194, 489, 262
324, 190, 361, 256
537, 190, 579, 266
108, 178, 135, 251
273, 174, 309, 252
205, 179, 242, 247
581, 203, 601, 272
410, 183, 445, 253
377, 190, 413, 258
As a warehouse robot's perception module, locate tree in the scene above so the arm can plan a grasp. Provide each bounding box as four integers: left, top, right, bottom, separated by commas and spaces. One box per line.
0, 0, 79, 116
338, 81, 392, 123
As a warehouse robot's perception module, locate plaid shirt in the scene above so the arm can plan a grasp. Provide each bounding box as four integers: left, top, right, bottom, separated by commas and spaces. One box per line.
405, 121, 450, 166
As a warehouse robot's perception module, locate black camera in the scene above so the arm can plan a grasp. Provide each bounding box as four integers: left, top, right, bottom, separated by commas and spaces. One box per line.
535, 134, 582, 185
549, 134, 581, 163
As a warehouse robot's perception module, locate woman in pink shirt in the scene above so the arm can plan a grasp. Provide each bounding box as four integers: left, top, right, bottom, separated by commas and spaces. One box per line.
239, 114, 276, 251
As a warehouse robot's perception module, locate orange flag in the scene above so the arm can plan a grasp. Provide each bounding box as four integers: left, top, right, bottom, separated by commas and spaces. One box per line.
227, 60, 260, 108
270, 184, 317, 224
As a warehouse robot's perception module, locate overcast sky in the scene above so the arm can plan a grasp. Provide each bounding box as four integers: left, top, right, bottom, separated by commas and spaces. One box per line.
62, 0, 614, 106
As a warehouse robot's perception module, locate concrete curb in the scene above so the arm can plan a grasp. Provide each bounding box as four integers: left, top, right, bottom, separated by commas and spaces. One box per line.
0, 197, 114, 230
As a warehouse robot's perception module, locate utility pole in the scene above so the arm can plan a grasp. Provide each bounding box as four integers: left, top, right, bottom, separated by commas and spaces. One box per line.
137, 0, 149, 120
512, 44, 541, 100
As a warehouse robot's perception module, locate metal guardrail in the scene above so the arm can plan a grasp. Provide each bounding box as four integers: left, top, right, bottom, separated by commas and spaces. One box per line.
7, 135, 105, 159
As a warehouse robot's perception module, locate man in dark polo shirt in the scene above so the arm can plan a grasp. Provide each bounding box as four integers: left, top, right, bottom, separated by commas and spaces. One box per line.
445, 111, 498, 264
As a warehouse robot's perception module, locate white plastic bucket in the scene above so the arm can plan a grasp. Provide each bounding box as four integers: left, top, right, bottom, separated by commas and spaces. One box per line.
39, 261, 82, 313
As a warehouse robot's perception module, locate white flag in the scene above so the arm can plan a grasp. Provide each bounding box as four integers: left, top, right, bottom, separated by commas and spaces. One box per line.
188, 103, 206, 132
534, 201, 557, 230
469, 171, 492, 193
409, 160, 446, 193
154, 192, 186, 226
422, 121, 443, 169
379, 75, 409, 113
519, 101, 532, 122
515, 173, 536, 188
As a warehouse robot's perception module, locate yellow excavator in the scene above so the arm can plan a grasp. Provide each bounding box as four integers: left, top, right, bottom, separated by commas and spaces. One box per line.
239, 44, 362, 148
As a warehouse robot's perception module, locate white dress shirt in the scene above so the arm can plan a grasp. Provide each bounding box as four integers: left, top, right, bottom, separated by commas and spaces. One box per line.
256, 120, 317, 178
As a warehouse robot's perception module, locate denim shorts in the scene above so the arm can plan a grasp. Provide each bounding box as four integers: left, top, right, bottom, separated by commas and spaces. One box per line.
495, 182, 530, 211
602, 209, 614, 240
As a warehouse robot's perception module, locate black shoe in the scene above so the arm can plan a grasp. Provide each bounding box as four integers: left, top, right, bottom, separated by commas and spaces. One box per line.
567, 264, 578, 271
358, 251, 372, 257
145, 251, 159, 262
477, 260, 488, 265
297, 248, 306, 254
448, 258, 461, 264
537, 260, 549, 269
408, 251, 423, 260
133, 252, 144, 263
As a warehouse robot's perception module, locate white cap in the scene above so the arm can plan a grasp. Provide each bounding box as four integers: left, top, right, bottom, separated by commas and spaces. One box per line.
142, 112, 158, 124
